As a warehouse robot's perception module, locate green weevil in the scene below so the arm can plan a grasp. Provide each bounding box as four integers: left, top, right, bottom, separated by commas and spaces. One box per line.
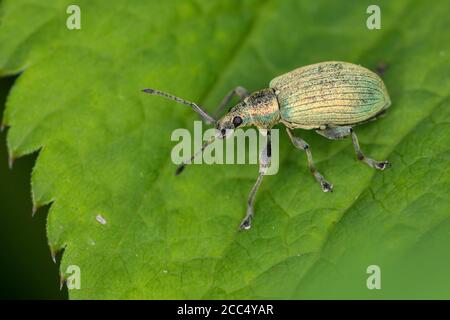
143, 61, 391, 230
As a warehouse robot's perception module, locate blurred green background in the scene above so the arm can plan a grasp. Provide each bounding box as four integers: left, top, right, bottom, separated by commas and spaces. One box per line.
0, 76, 66, 299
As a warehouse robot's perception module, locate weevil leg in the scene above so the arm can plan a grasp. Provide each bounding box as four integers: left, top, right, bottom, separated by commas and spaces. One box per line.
350, 129, 390, 170
240, 130, 271, 230
316, 126, 352, 140
240, 174, 264, 230
213, 86, 250, 119
286, 128, 333, 192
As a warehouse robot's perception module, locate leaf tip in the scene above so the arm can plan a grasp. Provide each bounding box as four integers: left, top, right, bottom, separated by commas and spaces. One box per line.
59, 273, 66, 290
50, 247, 58, 263
32, 204, 40, 217
8, 155, 15, 170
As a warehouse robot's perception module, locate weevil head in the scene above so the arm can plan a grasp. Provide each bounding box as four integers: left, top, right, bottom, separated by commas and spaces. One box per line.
216, 88, 280, 139
215, 101, 248, 138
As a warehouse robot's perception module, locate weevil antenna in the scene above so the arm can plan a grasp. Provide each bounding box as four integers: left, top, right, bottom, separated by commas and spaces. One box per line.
142, 88, 216, 124
175, 133, 219, 175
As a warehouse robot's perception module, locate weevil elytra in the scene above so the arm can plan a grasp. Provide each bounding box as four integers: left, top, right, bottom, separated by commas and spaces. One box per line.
143, 61, 391, 230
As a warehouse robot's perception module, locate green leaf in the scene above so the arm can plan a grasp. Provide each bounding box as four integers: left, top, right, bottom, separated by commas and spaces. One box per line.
1, 0, 449, 299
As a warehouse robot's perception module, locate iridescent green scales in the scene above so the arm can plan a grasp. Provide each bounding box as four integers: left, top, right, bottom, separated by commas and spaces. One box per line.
270, 61, 391, 129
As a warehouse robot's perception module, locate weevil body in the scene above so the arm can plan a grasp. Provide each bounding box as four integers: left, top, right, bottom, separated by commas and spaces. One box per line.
143, 61, 391, 230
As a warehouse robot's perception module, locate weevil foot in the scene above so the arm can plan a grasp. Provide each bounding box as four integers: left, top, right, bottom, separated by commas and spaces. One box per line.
239, 214, 252, 230
320, 180, 333, 192
313, 172, 333, 192
375, 160, 390, 170
240, 207, 254, 229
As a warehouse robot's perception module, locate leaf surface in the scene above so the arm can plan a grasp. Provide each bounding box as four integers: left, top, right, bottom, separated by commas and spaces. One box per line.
1, 0, 449, 298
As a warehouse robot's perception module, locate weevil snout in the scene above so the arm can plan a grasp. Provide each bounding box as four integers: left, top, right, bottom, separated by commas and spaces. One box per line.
216, 127, 234, 139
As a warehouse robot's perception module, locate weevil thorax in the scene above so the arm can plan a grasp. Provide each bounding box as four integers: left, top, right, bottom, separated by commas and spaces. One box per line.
216, 88, 280, 138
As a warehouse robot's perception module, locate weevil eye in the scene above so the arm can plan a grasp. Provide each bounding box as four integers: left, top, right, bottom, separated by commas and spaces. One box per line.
221, 128, 226, 136
232, 116, 243, 128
